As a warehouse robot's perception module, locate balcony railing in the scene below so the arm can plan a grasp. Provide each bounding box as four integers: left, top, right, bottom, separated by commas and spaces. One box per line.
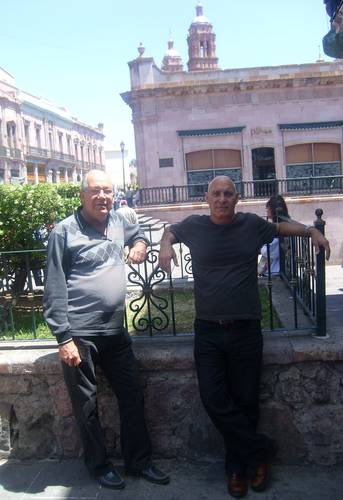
0, 209, 327, 342
26, 146, 49, 158
51, 151, 75, 162
0, 146, 22, 160
139, 175, 343, 205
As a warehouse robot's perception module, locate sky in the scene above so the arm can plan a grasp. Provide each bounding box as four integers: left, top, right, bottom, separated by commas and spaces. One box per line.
0, 0, 332, 160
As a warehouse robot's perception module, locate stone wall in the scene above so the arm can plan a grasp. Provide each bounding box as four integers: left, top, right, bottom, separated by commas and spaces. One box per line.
1, 332, 343, 465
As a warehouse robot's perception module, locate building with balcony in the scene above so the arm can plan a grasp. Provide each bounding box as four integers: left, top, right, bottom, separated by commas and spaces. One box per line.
122, 3, 343, 195
0, 66, 105, 184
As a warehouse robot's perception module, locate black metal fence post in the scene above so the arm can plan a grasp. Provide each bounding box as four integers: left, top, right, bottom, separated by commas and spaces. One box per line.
314, 208, 327, 337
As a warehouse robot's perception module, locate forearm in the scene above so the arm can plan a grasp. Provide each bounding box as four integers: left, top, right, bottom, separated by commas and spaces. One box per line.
160, 226, 177, 248
43, 233, 71, 343
277, 222, 330, 260
277, 221, 314, 238
159, 227, 178, 272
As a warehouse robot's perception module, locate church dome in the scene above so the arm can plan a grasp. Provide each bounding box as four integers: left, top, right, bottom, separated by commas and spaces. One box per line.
161, 38, 183, 72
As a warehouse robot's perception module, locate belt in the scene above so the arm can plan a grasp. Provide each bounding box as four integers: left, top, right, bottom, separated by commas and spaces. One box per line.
206, 319, 236, 327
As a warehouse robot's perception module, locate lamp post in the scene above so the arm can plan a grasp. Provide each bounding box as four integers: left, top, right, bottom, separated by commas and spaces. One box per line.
120, 140, 125, 191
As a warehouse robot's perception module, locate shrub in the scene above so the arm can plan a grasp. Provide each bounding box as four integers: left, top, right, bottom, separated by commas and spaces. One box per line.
0, 182, 80, 251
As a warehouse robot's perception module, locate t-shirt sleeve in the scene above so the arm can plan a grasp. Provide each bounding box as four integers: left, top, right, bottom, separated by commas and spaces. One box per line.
170, 217, 193, 244
256, 216, 278, 246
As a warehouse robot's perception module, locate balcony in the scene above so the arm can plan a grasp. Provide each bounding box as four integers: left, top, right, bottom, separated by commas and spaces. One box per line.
51, 151, 75, 162
26, 146, 49, 159
0, 146, 22, 160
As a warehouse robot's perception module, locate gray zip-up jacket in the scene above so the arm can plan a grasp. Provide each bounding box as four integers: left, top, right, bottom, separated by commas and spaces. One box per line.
43, 208, 148, 344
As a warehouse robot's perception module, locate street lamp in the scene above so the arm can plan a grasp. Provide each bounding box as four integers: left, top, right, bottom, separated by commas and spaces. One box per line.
120, 140, 125, 191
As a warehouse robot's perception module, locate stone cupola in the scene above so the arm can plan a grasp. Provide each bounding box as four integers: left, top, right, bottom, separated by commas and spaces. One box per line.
161, 37, 184, 72
187, 2, 219, 71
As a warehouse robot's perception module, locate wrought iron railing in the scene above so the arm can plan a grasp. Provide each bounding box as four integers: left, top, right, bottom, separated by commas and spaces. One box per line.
0, 211, 327, 343
139, 175, 343, 205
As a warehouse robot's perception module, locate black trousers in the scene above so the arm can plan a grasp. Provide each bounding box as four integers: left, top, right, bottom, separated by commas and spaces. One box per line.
62, 332, 152, 476
194, 318, 274, 474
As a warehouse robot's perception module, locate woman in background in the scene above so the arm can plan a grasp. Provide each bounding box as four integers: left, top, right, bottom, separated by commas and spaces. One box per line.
258, 195, 289, 276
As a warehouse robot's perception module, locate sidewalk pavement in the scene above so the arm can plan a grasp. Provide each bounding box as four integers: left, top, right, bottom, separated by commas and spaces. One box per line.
1, 265, 343, 500
325, 264, 343, 331
1, 458, 343, 500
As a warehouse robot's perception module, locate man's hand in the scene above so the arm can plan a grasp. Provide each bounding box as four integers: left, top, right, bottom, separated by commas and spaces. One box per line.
278, 222, 331, 261
59, 340, 81, 367
127, 241, 147, 264
309, 228, 331, 260
159, 244, 178, 275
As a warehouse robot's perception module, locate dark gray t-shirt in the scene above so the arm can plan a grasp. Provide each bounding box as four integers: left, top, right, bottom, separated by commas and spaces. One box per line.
170, 213, 277, 321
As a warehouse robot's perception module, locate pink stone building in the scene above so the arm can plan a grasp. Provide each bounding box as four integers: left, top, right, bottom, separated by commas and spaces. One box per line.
122, 3, 343, 194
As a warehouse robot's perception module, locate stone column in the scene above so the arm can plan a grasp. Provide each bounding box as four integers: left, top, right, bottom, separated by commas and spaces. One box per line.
72, 164, 77, 182
4, 161, 10, 183
34, 165, 39, 184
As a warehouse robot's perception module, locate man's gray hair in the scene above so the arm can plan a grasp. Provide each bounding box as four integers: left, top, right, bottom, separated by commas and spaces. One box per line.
207, 175, 237, 193
80, 169, 113, 192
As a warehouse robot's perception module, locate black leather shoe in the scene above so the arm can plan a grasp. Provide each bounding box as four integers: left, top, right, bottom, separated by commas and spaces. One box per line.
129, 464, 170, 485
97, 469, 126, 489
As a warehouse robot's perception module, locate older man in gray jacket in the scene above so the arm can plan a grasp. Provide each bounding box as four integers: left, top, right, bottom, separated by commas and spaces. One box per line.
44, 169, 169, 490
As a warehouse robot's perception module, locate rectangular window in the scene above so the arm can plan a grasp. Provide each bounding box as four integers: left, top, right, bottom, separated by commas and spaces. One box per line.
58, 133, 63, 153
35, 126, 41, 149
24, 122, 30, 146
66, 135, 71, 155
159, 158, 174, 168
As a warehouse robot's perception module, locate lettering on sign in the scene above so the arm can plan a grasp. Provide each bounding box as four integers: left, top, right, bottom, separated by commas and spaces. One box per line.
250, 127, 273, 136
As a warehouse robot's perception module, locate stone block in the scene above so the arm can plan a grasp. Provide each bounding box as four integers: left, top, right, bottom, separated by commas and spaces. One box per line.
0, 376, 31, 395
0, 402, 12, 457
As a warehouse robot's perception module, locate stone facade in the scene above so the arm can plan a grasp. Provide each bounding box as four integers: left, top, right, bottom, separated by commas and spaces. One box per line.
122, 5, 343, 192
1, 333, 343, 465
0, 66, 105, 185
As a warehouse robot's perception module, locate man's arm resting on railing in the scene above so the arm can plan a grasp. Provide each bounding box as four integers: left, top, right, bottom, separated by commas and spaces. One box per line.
159, 226, 179, 274
277, 222, 331, 260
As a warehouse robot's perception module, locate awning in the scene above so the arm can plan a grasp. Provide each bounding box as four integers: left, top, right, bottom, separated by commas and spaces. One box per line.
278, 121, 343, 131
177, 126, 244, 137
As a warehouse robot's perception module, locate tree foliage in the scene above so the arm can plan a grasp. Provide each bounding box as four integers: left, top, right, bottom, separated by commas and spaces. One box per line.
0, 183, 80, 251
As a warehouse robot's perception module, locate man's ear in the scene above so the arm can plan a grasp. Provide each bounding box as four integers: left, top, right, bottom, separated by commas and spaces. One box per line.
205, 191, 209, 203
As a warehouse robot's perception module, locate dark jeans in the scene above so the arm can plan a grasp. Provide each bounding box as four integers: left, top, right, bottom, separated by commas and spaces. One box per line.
62, 332, 152, 476
194, 318, 274, 474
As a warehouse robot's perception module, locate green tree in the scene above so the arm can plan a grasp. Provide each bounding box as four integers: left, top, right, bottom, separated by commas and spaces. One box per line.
0, 182, 80, 251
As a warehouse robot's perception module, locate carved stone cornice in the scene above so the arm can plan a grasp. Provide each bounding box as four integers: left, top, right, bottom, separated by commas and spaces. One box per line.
121, 72, 343, 108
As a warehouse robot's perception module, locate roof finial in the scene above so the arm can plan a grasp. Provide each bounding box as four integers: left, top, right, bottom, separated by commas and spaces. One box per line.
137, 42, 145, 57
196, 1, 203, 17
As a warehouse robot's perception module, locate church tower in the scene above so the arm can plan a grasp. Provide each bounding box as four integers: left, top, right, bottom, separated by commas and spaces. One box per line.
161, 37, 183, 72
187, 2, 219, 71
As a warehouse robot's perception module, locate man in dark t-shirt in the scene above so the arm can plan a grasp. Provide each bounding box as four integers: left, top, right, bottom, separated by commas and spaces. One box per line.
159, 176, 330, 498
